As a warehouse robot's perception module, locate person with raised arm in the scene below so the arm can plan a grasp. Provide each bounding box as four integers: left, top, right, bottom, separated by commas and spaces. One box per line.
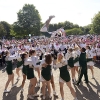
75, 42, 89, 85
54, 53, 78, 100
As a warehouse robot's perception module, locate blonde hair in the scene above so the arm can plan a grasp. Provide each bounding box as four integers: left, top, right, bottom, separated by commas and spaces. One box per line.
57, 53, 64, 63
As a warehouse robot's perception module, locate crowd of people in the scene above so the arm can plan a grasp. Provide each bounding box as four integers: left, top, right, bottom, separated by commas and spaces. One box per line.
0, 35, 100, 100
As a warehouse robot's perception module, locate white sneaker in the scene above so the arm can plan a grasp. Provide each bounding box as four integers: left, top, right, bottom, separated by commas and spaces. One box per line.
53, 91, 58, 97
27, 95, 34, 99
40, 93, 43, 97
43, 96, 46, 99
49, 95, 52, 99
33, 93, 39, 97
12, 84, 16, 88
4, 90, 10, 93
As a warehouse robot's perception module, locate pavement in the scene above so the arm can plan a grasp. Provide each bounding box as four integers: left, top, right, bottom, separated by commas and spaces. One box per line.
0, 64, 100, 100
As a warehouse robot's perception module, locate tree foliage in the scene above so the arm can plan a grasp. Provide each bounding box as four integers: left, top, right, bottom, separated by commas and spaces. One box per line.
0, 21, 11, 37
13, 4, 41, 36
91, 11, 100, 34
65, 28, 83, 35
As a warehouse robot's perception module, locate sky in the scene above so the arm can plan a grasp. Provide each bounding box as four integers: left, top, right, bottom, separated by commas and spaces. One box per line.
0, 0, 100, 26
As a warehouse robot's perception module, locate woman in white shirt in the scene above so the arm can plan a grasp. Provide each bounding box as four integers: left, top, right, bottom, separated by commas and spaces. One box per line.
24, 52, 39, 99
4, 51, 17, 93
65, 48, 75, 83
54, 53, 78, 100
29, 50, 41, 87
86, 46, 94, 78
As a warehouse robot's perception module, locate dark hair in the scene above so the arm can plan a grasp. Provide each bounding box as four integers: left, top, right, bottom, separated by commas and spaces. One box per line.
21, 53, 27, 63
81, 48, 86, 52
69, 48, 73, 52
29, 50, 36, 56
86, 46, 91, 50
45, 54, 52, 65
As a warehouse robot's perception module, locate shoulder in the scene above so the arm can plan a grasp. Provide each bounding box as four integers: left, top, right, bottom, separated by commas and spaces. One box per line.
41, 59, 45, 64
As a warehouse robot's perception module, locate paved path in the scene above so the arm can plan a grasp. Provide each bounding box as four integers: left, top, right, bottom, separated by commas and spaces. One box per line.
0, 64, 100, 100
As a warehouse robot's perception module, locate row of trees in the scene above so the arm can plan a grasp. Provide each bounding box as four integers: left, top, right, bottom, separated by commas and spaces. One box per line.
0, 4, 100, 38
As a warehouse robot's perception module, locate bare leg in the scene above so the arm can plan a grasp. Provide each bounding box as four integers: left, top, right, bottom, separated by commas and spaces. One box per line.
16, 68, 20, 77
90, 66, 94, 78
29, 78, 37, 95
42, 81, 46, 96
46, 81, 51, 97
59, 82, 64, 99
11, 73, 14, 86
21, 75, 26, 88
5, 75, 12, 90
66, 81, 77, 99
51, 75, 55, 91
36, 68, 40, 80
71, 67, 75, 82
40, 16, 55, 32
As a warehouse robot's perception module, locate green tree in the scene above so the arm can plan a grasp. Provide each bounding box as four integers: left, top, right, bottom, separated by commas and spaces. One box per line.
0, 23, 6, 37
91, 11, 100, 34
65, 28, 83, 35
0, 21, 11, 37
83, 24, 91, 34
13, 4, 41, 36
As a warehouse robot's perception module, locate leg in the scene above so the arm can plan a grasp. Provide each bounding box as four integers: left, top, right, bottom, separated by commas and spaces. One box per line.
42, 81, 46, 97
16, 68, 20, 78
51, 75, 55, 91
45, 16, 55, 28
71, 67, 75, 82
59, 82, 64, 99
11, 73, 14, 86
35, 68, 40, 80
40, 16, 55, 32
5, 75, 12, 90
77, 67, 84, 84
46, 81, 51, 98
21, 75, 26, 88
89, 66, 94, 78
84, 69, 88, 83
66, 81, 77, 99
29, 78, 37, 95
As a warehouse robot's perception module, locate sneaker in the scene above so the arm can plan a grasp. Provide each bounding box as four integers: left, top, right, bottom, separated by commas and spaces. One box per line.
4, 90, 10, 93
27, 95, 34, 99
49, 95, 52, 99
74, 97, 78, 100
12, 84, 16, 88
53, 91, 58, 97
92, 76, 95, 79
43, 96, 46, 100
74, 82, 80, 85
33, 93, 39, 97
